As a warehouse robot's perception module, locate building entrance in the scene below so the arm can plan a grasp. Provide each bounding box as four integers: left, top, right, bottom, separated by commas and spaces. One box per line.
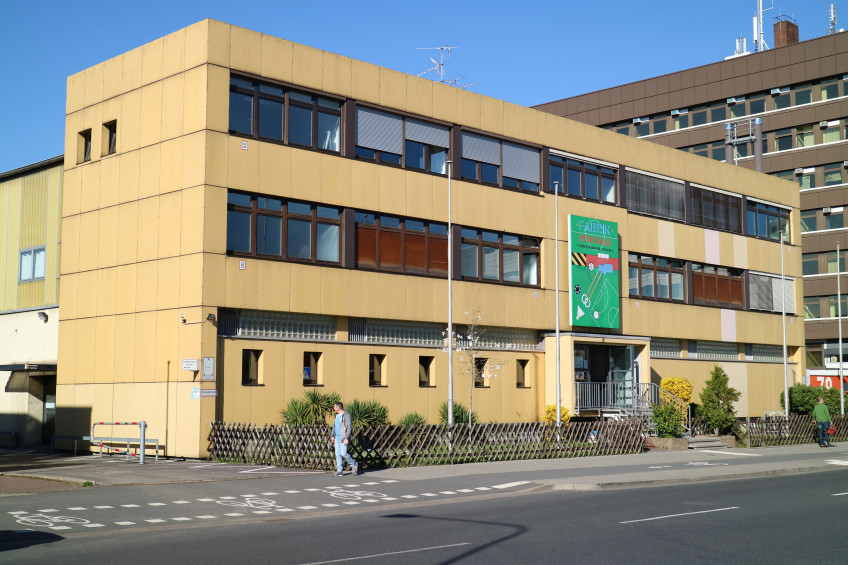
574, 344, 638, 412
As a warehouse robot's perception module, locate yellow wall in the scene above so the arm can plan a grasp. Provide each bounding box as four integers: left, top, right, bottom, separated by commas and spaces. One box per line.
59, 20, 805, 458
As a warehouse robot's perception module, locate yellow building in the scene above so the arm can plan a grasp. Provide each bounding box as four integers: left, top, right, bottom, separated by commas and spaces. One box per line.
0, 156, 63, 445
59, 20, 804, 458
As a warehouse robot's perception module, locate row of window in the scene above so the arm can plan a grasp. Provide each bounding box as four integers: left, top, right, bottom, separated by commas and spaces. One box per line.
801, 207, 846, 233
804, 295, 848, 319
76, 121, 117, 164
629, 253, 793, 313
606, 74, 847, 136
802, 250, 846, 276
241, 349, 531, 389
226, 192, 542, 287
781, 163, 846, 190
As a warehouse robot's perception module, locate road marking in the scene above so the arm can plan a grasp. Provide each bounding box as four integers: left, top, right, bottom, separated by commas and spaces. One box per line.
277, 508, 294, 512
299, 542, 471, 564
252, 511, 272, 515
189, 463, 228, 468
67, 507, 87, 511
93, 506, 113, 509
225, 513, 244, 516
475, 487, 491, 491
456, 489, 474, 493
421, 493, 437, 497
197, 498, 214, 502
299, 506, 318, 510
322, 504, 340, 507
382, 480, 399, 483
285, 490, 301, 494
648, 466, 672, 469
342, 502, 359, 505
831, 492, 848, 496
220, 496, 236, 500
38, 509, 58, 512
363, 499, 379, 503
401, 495, 418, 499
173, 501, 190, 504
122, 504, 141, 508
196, 515, 216, 519
148, 503, 166, 506
699, 450, 762, 457
171, 517, 191, 521
362, 482, 379, 485
261, 492, 279, 496
686, 462, 728, 467
115, 521, 135, 526
439, 491, 456, 495
344, 484, 359, 488
83, 524, 105, 528
382, 497, 398, 501
825, 459, 848, 466
305, 488, 321, 492
620, 507, 739, 524
492, 481, 530, 489
145, 519, 166, 523
49, 526, 72, 531
240, 494, 258, 498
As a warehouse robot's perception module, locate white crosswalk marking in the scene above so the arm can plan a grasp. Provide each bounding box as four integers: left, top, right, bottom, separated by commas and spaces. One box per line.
83, 524, 105, 528
115, 521, 135, 526
67, 507, 87, 511
439, 491, 457, 495
172, 501, 190, 504
225, 513, 244, 516
145, 519, 166, 523
93, 506, 113, 509
261, 492, 278, 495
456, 489, 474, 493
299, 506, 317, 510
171, 517, 191, 521
196, 515, 216, 519
148, 503, 166, 506
38, 509, 58, 512
122, 504, 140, 508
492, 481, 530, 489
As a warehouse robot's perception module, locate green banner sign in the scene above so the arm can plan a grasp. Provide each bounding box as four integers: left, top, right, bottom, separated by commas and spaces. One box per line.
567, 215, 620, 329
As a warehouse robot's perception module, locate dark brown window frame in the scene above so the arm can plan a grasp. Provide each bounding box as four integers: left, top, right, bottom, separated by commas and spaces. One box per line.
355, 212, 448, 277
459, 229, 540, 287
628, 253, 685, 303
549, 155, 617, 204
745, 200, 790, 242
228, 74, 342, 154
689, 186, 742, 233
226, 192, 342, 265
691, 263, 744, 309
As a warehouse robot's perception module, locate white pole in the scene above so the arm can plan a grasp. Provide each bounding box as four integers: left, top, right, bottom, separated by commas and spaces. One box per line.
554, 181, 561, 429
839, 241, 845, 416
447, 160, 454, 427
781, 233, 789, 419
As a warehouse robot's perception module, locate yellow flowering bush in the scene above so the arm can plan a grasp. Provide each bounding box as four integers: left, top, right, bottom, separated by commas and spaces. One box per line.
660, 377, 693, 403
543, 405, 571, 426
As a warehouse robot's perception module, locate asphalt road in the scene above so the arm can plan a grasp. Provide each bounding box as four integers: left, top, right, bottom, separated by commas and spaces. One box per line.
2, 469, 847, 564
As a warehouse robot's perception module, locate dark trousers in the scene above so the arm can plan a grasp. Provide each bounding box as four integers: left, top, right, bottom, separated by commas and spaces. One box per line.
818, 421, 831, 446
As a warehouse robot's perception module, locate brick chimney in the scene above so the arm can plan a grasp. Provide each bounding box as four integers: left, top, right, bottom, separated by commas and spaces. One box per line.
774, 19, 799, 48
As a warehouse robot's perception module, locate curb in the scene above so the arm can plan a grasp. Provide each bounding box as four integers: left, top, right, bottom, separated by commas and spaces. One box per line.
2, 472, 95, 487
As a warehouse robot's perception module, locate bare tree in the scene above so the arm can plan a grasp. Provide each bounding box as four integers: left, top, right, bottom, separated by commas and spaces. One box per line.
455, 307, 503, 429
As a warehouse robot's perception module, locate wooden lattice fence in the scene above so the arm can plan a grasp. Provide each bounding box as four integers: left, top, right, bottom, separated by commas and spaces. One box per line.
691, 414, 848, 447
207, 419, 645, 470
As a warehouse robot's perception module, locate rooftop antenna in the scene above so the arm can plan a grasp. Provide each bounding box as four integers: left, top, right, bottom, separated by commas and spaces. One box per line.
753, 0, 774, 52
829, 3, 838, 34
417, 45, 477, 89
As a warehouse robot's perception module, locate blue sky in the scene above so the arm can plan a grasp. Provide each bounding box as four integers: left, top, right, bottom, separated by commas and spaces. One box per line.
0, 0, 831, 172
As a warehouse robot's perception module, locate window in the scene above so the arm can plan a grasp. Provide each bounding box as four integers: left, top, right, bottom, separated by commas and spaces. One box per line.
549, 156, 616, 203
773, 90, 790, 110
652, 114, 668, 134
825, 208, 844, 230
355, 107, 449, 174
689, 186, 742, 233
460, 229, 540, 286
615, 122, 630, 135
229, 75, 341, 152
625, 171, 685, 221
691, 106, 707, 126
802, 253, 819, 275
691, 264, 743, 309
824, 163, 843, 186
628, 253, 684, 302
801, 210, 817, 232
634, 119, 650, 137
794, 84, 812, 106
804, 297, 821, 319
827, 250, 846, 274
746, 201, 790, 242
822, 121, 841, 144
355, 213, 448, 276
418, 356, 434, 387
461, 132, 540, 192
807, 347, 824, 368
710, 141, 725, 161
798, 169, 815, 189
516, 359, 529, 388
829, 295, 848, 317
242, 349, 262, 386
77, 129, 91, 163
19, 247, 46, 282
303, 352, 321, 386
821, 80, 839, 101
748, 273, 795, 314
226, 192, 341, 264
730, 98, 746, 119
102, 121, 117, 155
748, 95, 766, 114
692, 144, 708, 158
795, 125, 813, 148
672, 110, 689, 130
774, 129, 792, 151
474, 357, 488, 388
709, 103, 726, 123
369, 354, 385, 386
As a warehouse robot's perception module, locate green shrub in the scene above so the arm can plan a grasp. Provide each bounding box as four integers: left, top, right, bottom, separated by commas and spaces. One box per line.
781, 383, 847, 415
346, 399, 389, 430
695, 365, 740, 435
280, 390, 340, 426
652, 403, 684, 438
438, 401, 478, 424
398, 412, 427, 428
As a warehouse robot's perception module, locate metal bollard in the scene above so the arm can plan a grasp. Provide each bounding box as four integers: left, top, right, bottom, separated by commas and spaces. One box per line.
140, 421, 146, 465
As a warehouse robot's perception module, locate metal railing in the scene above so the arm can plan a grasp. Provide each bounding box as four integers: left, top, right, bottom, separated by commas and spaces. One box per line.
575, 382, 690, 432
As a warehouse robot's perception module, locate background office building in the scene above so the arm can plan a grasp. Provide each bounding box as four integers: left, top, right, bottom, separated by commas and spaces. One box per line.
58, 20, 803, 458
535, 18, 847, 385
0, 157, 62, 446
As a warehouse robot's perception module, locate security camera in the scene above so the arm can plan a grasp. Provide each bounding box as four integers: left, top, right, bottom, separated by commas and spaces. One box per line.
180, 314, 186, 324
37, 311, 48, 323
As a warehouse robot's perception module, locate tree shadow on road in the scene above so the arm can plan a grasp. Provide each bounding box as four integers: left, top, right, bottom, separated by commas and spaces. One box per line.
0, 530, 64, 551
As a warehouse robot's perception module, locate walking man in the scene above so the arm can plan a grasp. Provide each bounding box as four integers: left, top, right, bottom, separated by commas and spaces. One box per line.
332, 402, 359, 476
813, 397, 832, 448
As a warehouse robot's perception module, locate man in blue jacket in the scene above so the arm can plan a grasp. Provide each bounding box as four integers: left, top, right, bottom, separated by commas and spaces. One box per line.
332, 402, 359, 476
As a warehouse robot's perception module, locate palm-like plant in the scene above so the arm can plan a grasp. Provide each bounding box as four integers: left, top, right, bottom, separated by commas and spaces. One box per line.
346, 399, 389, 430
438, 401, 478, 424
280, 390, 340, 426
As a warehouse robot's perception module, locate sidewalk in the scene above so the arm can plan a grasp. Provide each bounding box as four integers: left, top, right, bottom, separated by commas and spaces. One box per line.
1, 442, 845, 494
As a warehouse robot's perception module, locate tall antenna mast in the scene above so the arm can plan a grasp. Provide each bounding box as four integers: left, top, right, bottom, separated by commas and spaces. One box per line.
417, 45, 477, 89
828, 3, 838, 35
753, 0, 774, 52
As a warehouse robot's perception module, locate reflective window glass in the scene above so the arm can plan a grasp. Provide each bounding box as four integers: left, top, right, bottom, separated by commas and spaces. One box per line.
229, 92, 253, 134
227, 211, 251, 252
257, 215, 282, 256
287, 219, 311, 259
288, 105, 312, 146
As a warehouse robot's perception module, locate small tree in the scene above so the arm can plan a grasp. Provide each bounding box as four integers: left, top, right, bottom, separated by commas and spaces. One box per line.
455, 307, 502, 429
695, 365, 740, 435
781, 383, 847, 415
543, 405, 571, 426
652, 403, 684, 438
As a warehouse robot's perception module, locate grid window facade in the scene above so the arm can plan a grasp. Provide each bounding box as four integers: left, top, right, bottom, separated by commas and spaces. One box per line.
691, 264, 744, 309
689, 186, 742, 233
460, 229, 540, 286
354, 106, 449, 175
650, 338, 681, 358
695, 340, 738, 361
549, 155, 616, 203
746, 201, 790, 242
628, 253, 684, 302
625, 171, 685, 221
355, 213, 448, 276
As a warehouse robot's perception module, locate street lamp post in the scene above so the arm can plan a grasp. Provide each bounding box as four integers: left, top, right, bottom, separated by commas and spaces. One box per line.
447, 160, 454, 427
838, 241, 845, 416
781, 232, 789, 419
554, 181, 561, 429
